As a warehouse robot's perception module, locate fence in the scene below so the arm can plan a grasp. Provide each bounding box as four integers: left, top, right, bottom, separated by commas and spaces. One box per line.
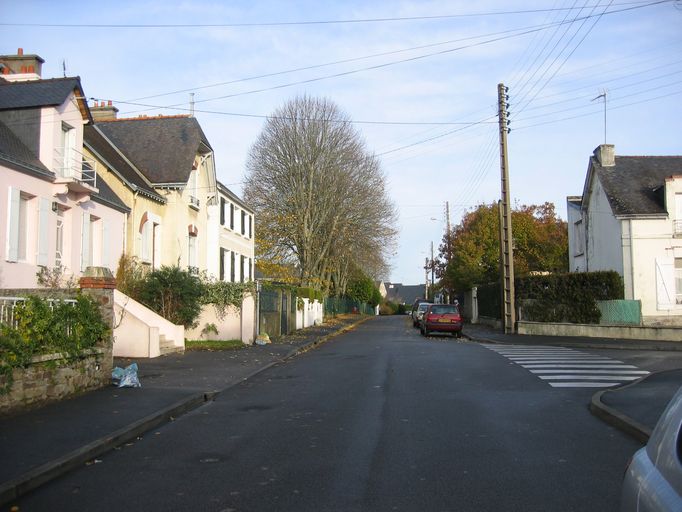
597, 300, 641, 326
323, 297, 374, 316
0, 296, 78, 329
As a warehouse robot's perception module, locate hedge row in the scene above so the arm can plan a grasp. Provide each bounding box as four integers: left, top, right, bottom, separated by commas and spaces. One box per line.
476, 271, 623, 324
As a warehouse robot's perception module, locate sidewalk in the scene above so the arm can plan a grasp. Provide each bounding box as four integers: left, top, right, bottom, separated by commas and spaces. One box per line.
0, 314, 369, 507
464, 322, 682, 444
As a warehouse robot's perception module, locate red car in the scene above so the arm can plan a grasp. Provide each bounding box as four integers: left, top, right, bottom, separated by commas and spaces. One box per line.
420, 304, 463, 338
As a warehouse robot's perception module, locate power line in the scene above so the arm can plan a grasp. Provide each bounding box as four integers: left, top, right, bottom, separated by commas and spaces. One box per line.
0, 2, 667, 28
115, 1, 668, 115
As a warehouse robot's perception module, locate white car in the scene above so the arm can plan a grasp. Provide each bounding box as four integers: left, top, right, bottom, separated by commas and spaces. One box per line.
621, 385, 682, 511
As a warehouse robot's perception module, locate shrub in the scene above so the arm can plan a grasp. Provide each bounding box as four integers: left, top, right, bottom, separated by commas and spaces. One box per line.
136, 266, 205, 328
201, 280, 255, 319
0, 294, 109, 394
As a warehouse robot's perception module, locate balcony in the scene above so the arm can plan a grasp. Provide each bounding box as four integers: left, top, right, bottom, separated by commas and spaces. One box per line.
189, 195, 200, 210
53, 147, 98, 194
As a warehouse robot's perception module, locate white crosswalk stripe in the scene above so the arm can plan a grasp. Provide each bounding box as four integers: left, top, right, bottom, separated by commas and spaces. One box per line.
483, 344, 650, 388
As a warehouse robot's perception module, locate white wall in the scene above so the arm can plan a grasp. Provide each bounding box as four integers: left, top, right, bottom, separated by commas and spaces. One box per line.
1, 165, 126, 288
586, 177, 623, 275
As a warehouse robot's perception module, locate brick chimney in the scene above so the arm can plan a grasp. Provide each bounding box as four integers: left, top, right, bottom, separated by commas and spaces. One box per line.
0, 48, 44, 81
91, 100, 119, 121
594, 144, 615, 167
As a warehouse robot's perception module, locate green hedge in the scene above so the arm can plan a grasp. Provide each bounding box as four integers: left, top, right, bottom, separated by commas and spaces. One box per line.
516, 271, 623, 324
296, 286, 324, 302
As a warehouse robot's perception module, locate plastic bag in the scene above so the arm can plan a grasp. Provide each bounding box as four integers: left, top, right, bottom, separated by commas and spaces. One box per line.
112, 363, 141, 388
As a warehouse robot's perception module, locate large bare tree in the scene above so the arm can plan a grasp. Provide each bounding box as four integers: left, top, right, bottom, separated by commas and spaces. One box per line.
244, 95, 396, 290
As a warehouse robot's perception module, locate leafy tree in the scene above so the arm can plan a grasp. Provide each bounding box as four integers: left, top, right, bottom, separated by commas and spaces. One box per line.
346, 273, 380, 306
438, 202, 568, 291
244, 95, 397, 291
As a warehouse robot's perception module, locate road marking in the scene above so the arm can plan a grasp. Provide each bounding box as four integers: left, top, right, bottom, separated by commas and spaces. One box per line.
483, 344, 650, 388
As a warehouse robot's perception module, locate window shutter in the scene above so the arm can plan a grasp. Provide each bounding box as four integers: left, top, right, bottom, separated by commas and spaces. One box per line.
219, 248, 225, 281
220, 198, 226, 226
102, 219, 110, 269
656, 258, 675, 310
7, 188, 21, 262
81, 213, 91, 272
230, 204, 234, 230
37, 198, 50, 266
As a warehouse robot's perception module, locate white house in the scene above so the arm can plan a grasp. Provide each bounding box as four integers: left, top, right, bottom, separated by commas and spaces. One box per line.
0, 50, 128, 288
568, 144, 682, 325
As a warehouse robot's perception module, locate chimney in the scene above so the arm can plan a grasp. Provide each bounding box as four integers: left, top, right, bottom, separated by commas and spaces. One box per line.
0, 48, 45, 80
91, 100, 119, 122
594, 144, 615, 167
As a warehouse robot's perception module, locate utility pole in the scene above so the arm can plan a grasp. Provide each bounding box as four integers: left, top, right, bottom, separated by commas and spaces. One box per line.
497, 83, 516, 334
430, 241, 435, 291
424, 257, 429, 300
445, 201, 452, 304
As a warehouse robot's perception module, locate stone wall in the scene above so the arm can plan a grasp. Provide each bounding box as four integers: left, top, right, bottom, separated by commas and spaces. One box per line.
0, 349, 110, 415
0, 267, 115, 415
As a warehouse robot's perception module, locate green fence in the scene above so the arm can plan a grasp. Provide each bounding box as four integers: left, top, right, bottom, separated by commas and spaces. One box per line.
597, 300, 641, 326
324, 297, 375, 316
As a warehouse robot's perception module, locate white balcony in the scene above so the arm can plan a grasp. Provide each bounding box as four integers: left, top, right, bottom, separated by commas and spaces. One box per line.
674, 220, 682, 238
53, 147, 98, 193
189, 195, 200, 210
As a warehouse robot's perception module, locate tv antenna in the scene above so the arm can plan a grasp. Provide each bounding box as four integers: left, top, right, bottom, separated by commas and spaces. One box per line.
591, 89, 607, 144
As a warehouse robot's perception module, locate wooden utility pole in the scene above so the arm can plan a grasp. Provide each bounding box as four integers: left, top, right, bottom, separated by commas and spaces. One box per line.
424, 257, 429, 300
497, 83, 516, 334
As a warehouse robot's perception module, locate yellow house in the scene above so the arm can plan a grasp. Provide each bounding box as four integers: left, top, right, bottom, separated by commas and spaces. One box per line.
85, 109, 217, 274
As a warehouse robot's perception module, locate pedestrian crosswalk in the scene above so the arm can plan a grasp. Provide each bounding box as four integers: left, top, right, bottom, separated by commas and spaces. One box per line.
484, 344, 650, 388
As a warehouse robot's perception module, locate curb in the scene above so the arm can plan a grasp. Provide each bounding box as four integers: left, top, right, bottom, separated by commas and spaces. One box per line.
0, 314, 371, 507
589, 375, 655, 444
0, 391, 212, 506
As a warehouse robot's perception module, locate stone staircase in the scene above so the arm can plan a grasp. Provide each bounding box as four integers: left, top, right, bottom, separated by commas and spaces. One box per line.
159, 334, 184, 356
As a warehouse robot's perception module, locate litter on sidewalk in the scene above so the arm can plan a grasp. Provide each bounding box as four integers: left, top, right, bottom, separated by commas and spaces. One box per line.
112, 363, 141, 388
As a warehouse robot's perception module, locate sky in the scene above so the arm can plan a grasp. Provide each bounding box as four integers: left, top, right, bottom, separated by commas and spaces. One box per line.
2, 0, 681, 285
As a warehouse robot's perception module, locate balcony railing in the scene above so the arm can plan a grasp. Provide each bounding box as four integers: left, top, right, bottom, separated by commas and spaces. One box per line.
674, 220, 682, 237
189, 195, 200, 210
53, 147, 97, 190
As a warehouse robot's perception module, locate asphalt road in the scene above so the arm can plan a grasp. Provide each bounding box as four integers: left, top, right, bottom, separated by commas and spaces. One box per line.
17, 316, 643, 512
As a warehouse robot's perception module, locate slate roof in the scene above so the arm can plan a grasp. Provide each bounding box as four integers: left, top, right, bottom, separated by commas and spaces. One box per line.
84, 125, 164, 203
384, 283, 425, 305
593, 155, 682, 217
0, 118, 52, 177
91, 176, 130, 213
96, 116, 212, 185
0, 77, 87, 112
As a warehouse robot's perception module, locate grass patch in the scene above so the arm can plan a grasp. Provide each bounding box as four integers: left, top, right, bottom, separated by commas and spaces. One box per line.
185, 339, 244, 351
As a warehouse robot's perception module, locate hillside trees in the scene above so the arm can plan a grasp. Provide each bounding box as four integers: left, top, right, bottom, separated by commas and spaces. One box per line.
437, 202, 568, 291
244, 95, 397, 293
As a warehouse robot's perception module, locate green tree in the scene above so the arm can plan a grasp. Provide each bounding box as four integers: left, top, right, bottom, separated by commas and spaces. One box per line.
439, 202, 568, 291
346, 273, 381, 307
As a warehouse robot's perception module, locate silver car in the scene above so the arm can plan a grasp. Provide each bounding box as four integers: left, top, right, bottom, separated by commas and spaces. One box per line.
621, 385, 682, 511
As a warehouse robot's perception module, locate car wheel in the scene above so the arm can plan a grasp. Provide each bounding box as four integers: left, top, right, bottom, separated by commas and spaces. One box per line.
455, 331, 462, 339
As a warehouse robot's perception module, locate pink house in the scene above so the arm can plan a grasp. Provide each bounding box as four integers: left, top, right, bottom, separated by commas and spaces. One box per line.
0, 49, 128, 288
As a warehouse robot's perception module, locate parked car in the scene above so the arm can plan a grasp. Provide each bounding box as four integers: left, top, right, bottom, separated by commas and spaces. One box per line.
412, 301, 431, 328
621, 385, 682, 511
420, 304, 463, 337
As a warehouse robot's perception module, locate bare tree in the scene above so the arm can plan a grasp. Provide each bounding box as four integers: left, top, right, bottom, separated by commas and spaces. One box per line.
244, 95, 396, 290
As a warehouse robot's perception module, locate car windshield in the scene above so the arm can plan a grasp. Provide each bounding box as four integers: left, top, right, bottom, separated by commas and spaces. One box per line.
418, 303, 430, 312
429, 305, 458, 315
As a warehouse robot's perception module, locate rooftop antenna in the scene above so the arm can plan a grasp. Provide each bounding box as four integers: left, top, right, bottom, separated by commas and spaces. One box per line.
62, 59, 66, 78
591, 89, 607, 144
189, 92, 195, 117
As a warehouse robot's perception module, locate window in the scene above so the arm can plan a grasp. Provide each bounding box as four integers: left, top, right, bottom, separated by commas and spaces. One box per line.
573, 220, 584, 255
230, 251, 235, 282
55, 208, 64, 267
7, 188, 34, 262
140, 220, 152, 263
188, 234, 197, 271
60, 122, 75, 177
675, 259, 682, 305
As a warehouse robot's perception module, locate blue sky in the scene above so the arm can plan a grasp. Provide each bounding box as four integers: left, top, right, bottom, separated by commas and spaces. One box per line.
2, 1, 681, 285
